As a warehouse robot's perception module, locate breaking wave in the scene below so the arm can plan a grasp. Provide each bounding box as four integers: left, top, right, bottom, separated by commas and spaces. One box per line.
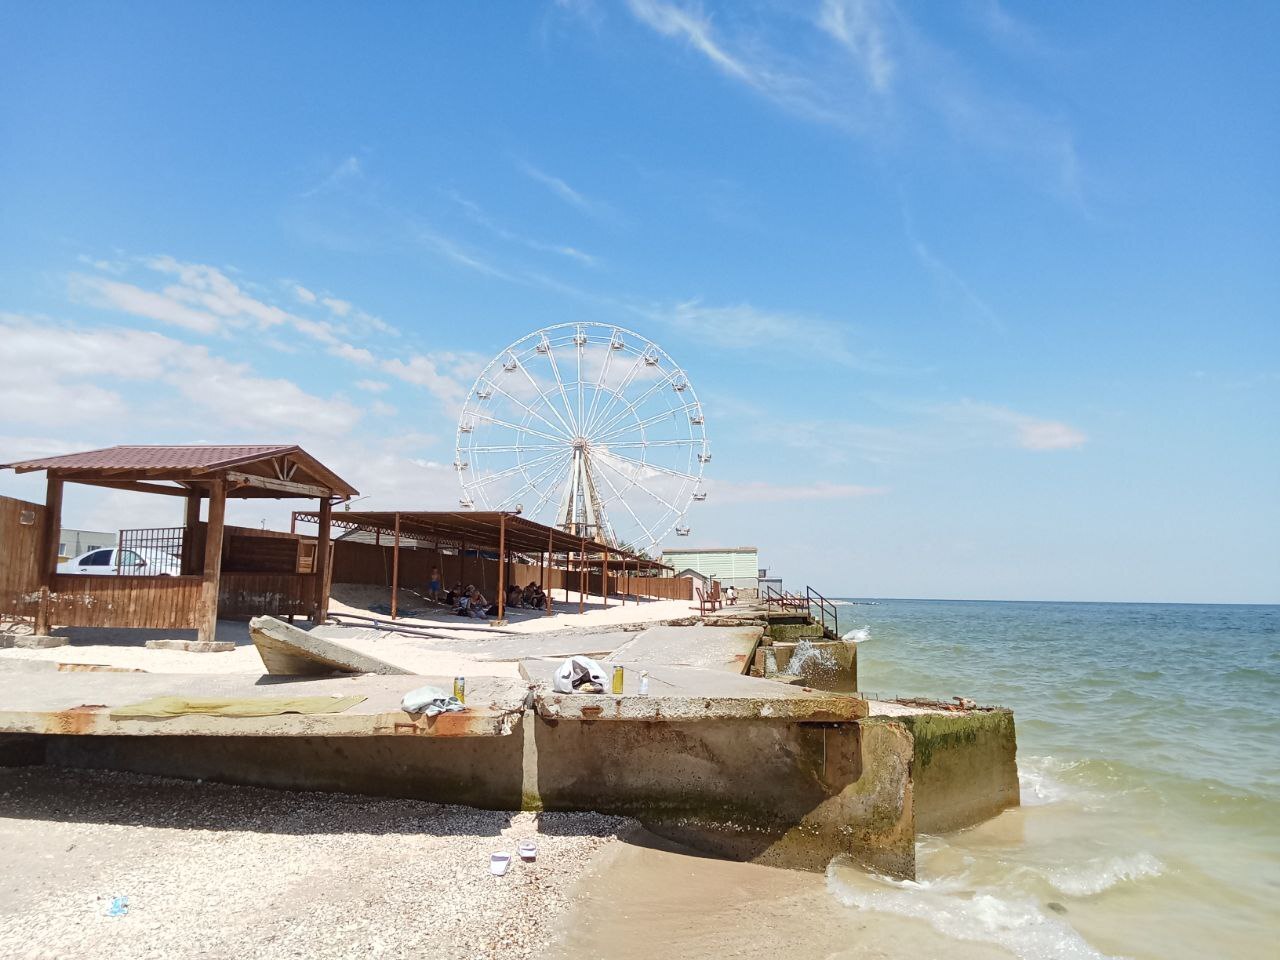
1018, 756, 1074, 806
1046, 853, 1164, 897
826, 860, 1118, 960
842, 626, 871, 643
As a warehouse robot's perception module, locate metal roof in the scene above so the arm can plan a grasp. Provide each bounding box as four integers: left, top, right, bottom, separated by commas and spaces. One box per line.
2, 444, 358, 498
296, 509, 669, 569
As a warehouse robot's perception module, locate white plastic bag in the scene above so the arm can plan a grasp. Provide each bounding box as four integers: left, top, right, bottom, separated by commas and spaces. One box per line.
552, 655, 608, 693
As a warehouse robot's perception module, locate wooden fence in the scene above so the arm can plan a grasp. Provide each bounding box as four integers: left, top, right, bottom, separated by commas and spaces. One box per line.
219, 572, 318, 619
45, 574, 203, 630
330, 539, 691, 601
0, 495, 45, 619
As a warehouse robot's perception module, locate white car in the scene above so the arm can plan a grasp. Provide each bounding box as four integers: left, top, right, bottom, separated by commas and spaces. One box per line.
59, 547, 182, 577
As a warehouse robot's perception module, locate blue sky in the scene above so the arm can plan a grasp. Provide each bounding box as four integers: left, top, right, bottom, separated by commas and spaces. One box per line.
0, 1, 1276, 602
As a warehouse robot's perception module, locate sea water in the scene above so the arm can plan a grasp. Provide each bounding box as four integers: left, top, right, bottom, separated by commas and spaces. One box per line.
828, 600, 1280, 959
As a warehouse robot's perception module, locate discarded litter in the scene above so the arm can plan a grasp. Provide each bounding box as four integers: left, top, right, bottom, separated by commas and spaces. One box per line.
552, 656, 609, 694
490, 852, 512, 876
639, 670, 650, 696
105, 895, 128, 917
518, 840, 538, 862
400, 685, 465, 717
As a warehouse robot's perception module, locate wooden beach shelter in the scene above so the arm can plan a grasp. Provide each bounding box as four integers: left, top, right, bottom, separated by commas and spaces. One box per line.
291, 509, 663, 621
2, 445, 357, 642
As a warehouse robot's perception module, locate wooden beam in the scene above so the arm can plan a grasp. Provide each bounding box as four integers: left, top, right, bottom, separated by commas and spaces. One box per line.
33, 476, 64, 636
58, 478, 193, 497
496, 514, 507, 622
315, 497, 332, 623
579, 539, 586, 615
181, 492, 201, 576
196, 478, 226, 644
225, 470, 331, 498
391, 512, 401, 620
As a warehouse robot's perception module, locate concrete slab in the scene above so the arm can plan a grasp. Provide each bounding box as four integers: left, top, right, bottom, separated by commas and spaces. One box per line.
250, 616, 413, 676
608, 624, 764, 675
409, 630, 633, 664
519, 658, 865, 723
0, 671, 527, 737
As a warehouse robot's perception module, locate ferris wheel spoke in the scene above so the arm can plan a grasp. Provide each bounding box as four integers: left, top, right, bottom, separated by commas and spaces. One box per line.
471, 413, 568, 446
594, 454, 682, 516
468, 450, 566, 487
467, 443, 568, 453
576, 331, 585, 433
542, 337, 581, 434
589, 373, 683, 441
527, 453, 576, 517
603, 439, 700, 449
596, 405, 698, 445
512, 356, 578, 438
481, 380, 575, 441
583, 349, 648, 436
597, 449, 699, 483
588, 458, 656, 546
581, 331, 619, 437
492, 450, 572, 510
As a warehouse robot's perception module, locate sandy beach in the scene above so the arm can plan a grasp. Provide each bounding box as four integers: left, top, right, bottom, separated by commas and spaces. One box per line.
0, 766, 633, 960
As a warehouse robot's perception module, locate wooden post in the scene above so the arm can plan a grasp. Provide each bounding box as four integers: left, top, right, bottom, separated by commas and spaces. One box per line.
34, 475, 64, 636
602, 546, 609, 609
181, 492, 201, 576
315, 497, 332, 623
196, 478, 226, 644
496, 514, 507, 622
390, 512, 401, 619
545, 527, 553, 616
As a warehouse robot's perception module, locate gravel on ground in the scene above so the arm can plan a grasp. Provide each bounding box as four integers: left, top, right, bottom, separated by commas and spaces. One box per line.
0, 766, 633, 960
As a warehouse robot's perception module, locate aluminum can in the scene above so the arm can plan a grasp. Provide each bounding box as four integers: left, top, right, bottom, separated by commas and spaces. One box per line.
453, 676, 466, 704
611, 664, 625, 695
639, 671, 650, 696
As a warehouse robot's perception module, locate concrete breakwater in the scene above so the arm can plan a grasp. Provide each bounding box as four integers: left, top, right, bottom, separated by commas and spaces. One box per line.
0, 604, 1018, 880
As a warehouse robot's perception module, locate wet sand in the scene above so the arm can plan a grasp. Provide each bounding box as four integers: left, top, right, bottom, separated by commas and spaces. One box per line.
545, 830, 1015, 960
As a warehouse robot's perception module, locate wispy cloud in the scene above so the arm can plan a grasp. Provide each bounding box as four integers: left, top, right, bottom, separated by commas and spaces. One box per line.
302, 155, 363, 198
939, 399, 1087, 451
616, 0, 1085, 201
711, 479, 887, 503
447, 190, 599, 267
71, 274, 222, 333
519, 161, 607, 217
816, 0, 894, 93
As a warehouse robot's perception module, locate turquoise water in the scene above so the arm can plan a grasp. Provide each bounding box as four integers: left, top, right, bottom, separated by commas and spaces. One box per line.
827, 600, 1280, 959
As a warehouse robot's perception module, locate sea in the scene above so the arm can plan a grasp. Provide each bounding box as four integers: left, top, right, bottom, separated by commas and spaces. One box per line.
827, 599, 1280, 960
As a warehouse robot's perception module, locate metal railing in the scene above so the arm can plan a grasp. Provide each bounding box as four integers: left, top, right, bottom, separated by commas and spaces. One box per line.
763, 583, 840, 639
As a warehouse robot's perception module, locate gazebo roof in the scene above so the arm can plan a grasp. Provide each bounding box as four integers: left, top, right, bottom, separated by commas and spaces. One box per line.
3, 444, 357, 499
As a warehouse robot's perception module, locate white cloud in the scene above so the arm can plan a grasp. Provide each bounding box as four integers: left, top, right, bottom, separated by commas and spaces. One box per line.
710, 479, 887, 503
519, 162, 605, 217
72, 275, 222, 333
0, 314, 361, 439
447, 190, 600, 267
322, 296, 352, 317
382, 351, 482, 411
328, 342, 376, 366
293, 284, 317, 303
943, 400, 1087, 451
356, 379, 390, 393
817, 0, 894, 93
626, 0, 753, 82
656, 299, 865, 367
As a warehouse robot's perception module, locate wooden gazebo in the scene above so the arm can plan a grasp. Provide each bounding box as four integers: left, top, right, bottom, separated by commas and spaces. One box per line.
2, 445, 357, 642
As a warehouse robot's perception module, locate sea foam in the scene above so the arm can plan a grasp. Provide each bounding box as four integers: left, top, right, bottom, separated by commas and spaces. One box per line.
826, 859, 1118, 960
842, 626, 871, 643
1046, 853, 1164, 897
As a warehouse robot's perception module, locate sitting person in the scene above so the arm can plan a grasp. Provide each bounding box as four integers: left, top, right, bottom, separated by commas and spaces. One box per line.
444, 582, 462, 606
470, 587, 492, 619
522, 583, 539, 608
454, 588, 471, 616
529, 583, 547, 609
507, 584, 524, 609
726, 585, 738, 605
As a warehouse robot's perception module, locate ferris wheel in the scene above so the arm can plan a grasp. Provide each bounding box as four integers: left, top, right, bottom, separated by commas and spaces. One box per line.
455, 323, 709, 552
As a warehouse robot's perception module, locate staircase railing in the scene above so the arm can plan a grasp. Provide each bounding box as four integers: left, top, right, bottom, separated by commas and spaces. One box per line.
763, 583, 840, 639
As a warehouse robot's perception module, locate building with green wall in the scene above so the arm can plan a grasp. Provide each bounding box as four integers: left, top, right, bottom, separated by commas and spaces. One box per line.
660, 546, 759, 591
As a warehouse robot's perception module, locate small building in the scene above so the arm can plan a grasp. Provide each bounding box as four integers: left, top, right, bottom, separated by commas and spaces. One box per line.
661, 546, 759, 591
58, 528, 117, 562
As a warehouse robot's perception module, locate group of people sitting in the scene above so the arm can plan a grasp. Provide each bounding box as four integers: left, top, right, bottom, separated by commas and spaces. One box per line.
506, 582, 548, 610
442, 581, 548, 619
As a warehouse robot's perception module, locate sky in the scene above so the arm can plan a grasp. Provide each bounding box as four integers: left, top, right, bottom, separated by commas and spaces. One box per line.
0, 1, 1276, 603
